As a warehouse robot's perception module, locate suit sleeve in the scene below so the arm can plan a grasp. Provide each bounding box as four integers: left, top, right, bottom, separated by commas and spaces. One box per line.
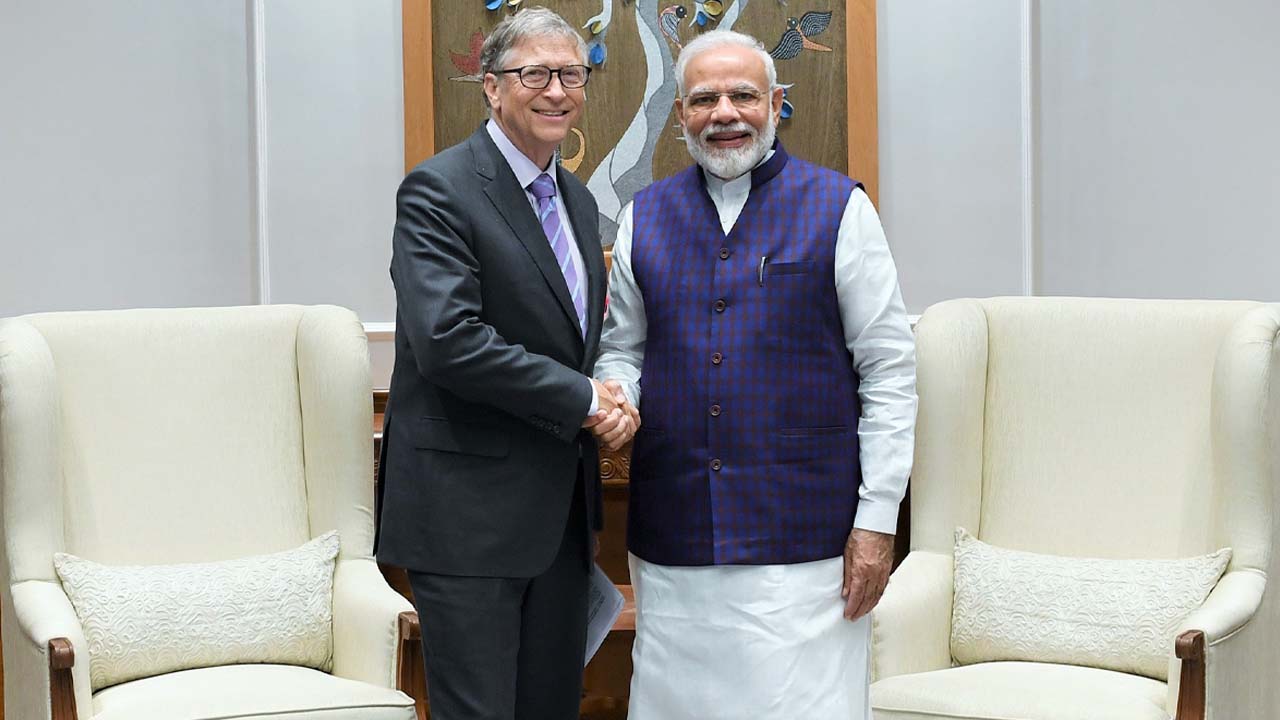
390, 166, 594, 442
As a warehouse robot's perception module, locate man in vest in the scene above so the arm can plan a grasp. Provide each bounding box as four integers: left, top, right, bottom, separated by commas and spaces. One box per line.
594, 29, 916, 719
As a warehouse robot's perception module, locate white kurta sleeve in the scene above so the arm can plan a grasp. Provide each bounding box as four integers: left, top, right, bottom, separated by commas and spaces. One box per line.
592, 203, 647, 409
835, 188, 917, 535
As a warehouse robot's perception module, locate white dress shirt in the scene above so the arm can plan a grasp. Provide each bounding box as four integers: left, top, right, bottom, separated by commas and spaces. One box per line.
485, 120, 600, 417
594, 165, 917, 534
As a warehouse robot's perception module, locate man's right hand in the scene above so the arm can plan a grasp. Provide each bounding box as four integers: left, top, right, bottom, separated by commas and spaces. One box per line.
603, 379, 641, 434
583, 378, 639, 450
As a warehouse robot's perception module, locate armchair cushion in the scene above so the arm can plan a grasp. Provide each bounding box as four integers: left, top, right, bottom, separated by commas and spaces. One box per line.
951, 529, 1229, 680
871, 661, 1169, 720
55, 531, 340, 690
91, 664, 415, 720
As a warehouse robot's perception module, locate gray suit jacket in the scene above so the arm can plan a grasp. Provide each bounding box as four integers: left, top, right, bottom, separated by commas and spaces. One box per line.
376, 125, 606, 577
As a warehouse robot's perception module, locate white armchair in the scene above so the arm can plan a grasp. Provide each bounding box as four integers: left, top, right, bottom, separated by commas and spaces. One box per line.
871, 298, 1280, 720
0, 305, 424, 720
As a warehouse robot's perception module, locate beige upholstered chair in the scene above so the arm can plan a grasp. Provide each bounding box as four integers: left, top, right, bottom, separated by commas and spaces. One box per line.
871, 298, 1280, 720
0, 305, 423, 720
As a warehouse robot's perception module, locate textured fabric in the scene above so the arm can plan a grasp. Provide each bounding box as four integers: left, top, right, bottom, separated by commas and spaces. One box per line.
21, 306, 313, 565
976, 299, 1260, 559
871, 661, 1169, 720
407, 488, 588, 720
295, 306, 417, 689
55, 532, 340, 690
377, 125, 606, 578
1, 305, 413, 719
871, 298, 1280, 720
530, 173, 587, 337
595, 171, 916, 538
869, 551, 953, 683
484, 119, 587, 317
91, 664, 415, 720
3, 579, 94, 720
331, 558, 414, 690
628, 554, 870, 720
951, 528, 1228, 680
626, 144, 865, 565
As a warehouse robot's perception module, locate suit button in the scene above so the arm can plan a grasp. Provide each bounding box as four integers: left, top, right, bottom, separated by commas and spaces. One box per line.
710, 458, 722, 471
719, 247, 731, 260
711, 352, 723, 365
714, 299, 727, 313
709, 404, 721, 417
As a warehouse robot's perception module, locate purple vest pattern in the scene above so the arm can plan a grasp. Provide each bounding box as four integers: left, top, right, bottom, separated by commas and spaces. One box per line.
628, 144, 864, 566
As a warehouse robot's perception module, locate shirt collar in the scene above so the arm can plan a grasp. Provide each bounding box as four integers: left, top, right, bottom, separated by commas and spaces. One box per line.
487, 119, 558, 193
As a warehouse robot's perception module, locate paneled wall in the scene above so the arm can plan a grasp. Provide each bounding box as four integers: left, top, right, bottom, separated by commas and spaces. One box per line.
0, 0, 404, 322
3, 1, 1277, 388
878, 0, 1280, 314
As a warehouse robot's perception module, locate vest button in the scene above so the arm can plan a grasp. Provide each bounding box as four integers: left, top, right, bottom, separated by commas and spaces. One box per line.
714, 299, 727, 313
718, 247, 730, 260
709, 404, 721, 417
710, 458, 722, 471
711, 352, 723, 365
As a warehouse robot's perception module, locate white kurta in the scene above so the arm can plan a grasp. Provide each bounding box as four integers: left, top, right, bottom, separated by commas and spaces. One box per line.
595, 159, 916, 720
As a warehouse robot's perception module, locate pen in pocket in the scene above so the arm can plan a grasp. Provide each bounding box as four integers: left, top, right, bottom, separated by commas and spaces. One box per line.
758, 256, 768, 286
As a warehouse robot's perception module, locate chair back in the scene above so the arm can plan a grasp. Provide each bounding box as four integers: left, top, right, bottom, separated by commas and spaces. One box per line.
0, 305, 374, 585
911, 297, 1277, 573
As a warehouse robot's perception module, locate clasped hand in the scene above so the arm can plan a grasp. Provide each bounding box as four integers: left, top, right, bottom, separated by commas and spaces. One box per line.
582, 378, 640, 450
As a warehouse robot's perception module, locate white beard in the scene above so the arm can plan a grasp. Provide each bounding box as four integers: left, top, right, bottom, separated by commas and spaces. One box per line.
684, 117, 777, 181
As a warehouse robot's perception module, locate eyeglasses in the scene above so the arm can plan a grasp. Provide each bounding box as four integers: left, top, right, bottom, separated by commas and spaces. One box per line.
684, 89, 766, 114
497, 64, 592, 90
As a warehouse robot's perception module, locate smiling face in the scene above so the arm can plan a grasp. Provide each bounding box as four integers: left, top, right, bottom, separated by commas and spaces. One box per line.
677, 43, 784, 179
483, 34, 585, 170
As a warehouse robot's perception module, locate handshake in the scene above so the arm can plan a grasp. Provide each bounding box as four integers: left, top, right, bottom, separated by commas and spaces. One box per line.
582, 378, 640, 451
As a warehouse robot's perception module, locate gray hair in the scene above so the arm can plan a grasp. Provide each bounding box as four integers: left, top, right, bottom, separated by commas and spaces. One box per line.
480, 7, 589, 108
675, 30, 777, 97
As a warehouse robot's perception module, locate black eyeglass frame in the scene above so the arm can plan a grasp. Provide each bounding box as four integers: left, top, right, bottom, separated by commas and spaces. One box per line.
496, 64, 593, 90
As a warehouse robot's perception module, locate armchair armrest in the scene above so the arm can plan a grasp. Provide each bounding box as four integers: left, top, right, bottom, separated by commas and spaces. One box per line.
397, 611, 429, 720
331, 557, 414, 688
870, 550, 954, 682
1176, 569, 1264, 645
1166, 569, 1271, 720
6, 579, 93, 720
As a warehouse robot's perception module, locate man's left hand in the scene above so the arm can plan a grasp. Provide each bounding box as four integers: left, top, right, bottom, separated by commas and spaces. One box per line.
841, 528, 894, 621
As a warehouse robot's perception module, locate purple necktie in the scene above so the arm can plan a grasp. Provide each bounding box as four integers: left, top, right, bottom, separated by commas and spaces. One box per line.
529, 173, 586, 337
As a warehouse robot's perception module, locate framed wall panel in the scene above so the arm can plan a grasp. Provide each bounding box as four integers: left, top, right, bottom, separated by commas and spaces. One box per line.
402, 0, 877, 247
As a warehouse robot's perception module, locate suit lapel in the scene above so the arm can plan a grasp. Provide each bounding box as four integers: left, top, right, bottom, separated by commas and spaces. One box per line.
558, 165, 605, 369
470, 128, 583, 345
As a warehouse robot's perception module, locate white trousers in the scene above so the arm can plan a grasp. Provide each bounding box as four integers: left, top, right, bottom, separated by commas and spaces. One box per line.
627, 554, 872, 720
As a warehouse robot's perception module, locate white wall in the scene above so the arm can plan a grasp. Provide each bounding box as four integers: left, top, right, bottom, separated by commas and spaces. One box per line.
1036, 0, 1280, 300
1, 2, 256, 313
261, 0, 402, 320
0, 0, 404, 323
879, 0, 1280, 314
5, 1, 1277, 384
878, 0, 1028, 312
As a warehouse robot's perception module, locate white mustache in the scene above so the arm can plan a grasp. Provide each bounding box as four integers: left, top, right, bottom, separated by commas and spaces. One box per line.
700, 122, 756, 142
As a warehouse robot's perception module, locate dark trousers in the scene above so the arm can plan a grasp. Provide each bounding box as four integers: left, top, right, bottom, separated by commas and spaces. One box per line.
408, 481, 590, 720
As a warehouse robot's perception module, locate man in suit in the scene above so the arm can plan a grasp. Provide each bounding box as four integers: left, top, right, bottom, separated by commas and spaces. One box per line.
376, 8, 634, 720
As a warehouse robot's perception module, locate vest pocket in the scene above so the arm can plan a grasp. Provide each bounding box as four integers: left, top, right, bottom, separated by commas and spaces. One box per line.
766, 260, 815, 277
779, 425, 850, 437
415, 416, 510, 457
773, 425, 856, 466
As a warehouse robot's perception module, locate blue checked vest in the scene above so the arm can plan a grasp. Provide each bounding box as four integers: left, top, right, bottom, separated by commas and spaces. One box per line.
628, 143, 865, 566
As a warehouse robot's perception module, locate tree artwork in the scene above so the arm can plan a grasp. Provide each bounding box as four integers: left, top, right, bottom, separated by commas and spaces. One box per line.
433, 0, 857, 247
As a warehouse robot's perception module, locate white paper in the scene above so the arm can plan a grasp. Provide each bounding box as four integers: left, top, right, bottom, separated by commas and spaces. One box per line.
584, 562, 626, 666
